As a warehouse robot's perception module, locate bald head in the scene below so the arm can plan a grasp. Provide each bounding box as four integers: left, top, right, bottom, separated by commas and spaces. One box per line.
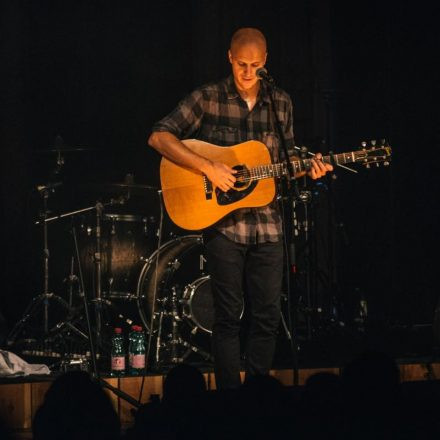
230, 28, 267, 56
228, 28, 267, 94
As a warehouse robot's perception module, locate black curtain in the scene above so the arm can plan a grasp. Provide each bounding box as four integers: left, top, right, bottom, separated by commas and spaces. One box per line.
1, 0, 438, 341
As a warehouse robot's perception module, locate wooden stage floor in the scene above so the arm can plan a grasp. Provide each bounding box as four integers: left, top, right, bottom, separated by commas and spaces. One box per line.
1, 360, 440, 436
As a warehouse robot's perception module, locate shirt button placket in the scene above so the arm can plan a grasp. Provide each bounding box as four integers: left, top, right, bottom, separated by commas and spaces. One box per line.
246, 116, 252, 141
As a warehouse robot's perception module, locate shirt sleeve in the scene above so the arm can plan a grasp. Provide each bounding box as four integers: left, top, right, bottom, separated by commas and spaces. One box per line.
151, 88, 205, 140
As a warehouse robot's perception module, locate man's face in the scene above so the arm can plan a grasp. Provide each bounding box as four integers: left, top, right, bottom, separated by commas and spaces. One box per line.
228, 43, 267, 92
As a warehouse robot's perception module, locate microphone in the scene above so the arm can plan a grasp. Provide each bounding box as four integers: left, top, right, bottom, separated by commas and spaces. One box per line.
256, 67, 274, 84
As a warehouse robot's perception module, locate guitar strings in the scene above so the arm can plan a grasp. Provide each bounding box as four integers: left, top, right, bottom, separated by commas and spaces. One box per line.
208, 149, 388, 184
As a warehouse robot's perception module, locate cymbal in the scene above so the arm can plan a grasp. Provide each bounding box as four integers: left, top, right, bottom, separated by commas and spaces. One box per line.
80, 182, 158, 194
36, 146, 92, 154
102, 182, 158, 191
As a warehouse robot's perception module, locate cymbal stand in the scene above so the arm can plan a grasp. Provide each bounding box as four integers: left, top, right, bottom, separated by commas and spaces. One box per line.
38, 197, 126, 350
7, 187, 71, 347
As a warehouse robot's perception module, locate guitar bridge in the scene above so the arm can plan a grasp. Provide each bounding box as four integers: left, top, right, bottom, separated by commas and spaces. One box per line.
203, 175, 213, 200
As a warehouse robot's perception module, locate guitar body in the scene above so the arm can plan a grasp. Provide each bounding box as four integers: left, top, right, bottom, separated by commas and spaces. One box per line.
160, 140, 275, 230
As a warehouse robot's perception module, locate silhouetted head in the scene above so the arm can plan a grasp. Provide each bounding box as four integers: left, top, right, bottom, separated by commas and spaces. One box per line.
162, 363, 206, 404
302, 372, 341, 406
241, 374, 284, 411
341, 351, 400, 402
33, 371, 120, 440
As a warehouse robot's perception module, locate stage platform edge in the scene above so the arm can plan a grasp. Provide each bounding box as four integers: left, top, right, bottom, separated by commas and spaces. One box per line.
1, 362, 440, 434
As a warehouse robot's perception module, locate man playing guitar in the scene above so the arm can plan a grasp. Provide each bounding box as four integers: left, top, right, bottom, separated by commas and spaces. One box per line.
148, 27, 332, 389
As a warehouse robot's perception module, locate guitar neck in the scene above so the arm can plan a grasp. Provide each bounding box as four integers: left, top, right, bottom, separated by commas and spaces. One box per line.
247, 150, 375, 181
290, 151, 360, 173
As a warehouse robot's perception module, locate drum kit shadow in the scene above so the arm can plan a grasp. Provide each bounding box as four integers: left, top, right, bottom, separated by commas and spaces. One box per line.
7, 140, 214, 372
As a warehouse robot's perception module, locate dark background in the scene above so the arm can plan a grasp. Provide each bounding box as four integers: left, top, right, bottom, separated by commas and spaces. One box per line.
1, 1, 439, 355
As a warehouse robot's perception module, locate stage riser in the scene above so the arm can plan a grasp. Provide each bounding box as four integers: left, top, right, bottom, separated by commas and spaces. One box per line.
1, 364, 439, 432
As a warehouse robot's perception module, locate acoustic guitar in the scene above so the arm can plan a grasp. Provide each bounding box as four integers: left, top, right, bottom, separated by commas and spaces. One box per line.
160, 139, 391, 230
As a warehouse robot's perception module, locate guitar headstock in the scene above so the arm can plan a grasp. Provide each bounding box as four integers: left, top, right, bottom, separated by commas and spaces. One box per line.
359, 139, 392, 168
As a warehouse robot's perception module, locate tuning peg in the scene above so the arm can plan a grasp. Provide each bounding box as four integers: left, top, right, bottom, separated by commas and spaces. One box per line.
375, 162, 380, 167
365, 163, 371, 169
384, 161, 390, 166
361, 141, 367, 149
380, 139, 386, 146
371, 139, 376, 147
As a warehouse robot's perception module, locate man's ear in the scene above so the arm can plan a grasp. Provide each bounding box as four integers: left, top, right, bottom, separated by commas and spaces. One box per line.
228, 49, 233, 64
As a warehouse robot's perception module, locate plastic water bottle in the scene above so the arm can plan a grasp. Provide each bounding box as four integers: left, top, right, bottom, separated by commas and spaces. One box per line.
110, 327, 125, 377
128, 325, 136, 371
129, 325, 146, 375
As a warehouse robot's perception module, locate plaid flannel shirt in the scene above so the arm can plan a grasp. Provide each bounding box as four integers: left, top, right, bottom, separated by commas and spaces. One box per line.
152, 75, 295, 244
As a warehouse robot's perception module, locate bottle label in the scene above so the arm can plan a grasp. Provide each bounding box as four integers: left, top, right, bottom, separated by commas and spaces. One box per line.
130, 354, 145, 369
111, 356, 125, 371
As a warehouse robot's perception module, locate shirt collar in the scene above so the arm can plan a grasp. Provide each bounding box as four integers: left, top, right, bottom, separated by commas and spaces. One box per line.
224, 75, 271, 104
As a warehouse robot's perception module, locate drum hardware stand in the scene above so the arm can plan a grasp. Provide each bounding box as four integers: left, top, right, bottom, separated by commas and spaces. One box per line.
65, 256, 79, 308
93, 200, 104, 352
292, 181, 314, 341
169, 286, 183, 363
69, 222, 140, 409
7, 185, 71, 348
293, 144, 352, 337
155, 311, 164, 364
154, 286, 212, 366
31, 196, 127, 355
291, 179, 337, 340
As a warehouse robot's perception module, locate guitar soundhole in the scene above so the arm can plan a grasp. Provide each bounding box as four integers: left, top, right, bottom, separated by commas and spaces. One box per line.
215, 164, 257, 206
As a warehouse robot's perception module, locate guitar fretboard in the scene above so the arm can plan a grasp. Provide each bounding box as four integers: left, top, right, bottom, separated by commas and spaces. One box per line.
240, 149, 386, 182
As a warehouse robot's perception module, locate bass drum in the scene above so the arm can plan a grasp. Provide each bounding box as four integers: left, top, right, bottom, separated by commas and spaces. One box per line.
136, 235, 213, 333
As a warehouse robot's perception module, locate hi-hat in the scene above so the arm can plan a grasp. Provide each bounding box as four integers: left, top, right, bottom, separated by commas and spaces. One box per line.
36, 135, 93, 154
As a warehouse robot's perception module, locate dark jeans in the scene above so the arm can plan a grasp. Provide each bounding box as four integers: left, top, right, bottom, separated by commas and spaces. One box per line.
204, 231, 283, 389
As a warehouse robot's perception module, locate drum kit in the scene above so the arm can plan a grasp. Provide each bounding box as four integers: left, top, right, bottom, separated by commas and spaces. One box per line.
7, 140, 216, 371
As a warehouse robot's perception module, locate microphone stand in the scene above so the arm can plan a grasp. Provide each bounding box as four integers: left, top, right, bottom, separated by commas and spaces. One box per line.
263, 78, 300, 386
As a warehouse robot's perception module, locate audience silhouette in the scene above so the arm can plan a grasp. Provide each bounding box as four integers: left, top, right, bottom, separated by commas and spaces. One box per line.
33, 371, 120, 440
126, 363, 207, 440
23, 351, 440, 439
